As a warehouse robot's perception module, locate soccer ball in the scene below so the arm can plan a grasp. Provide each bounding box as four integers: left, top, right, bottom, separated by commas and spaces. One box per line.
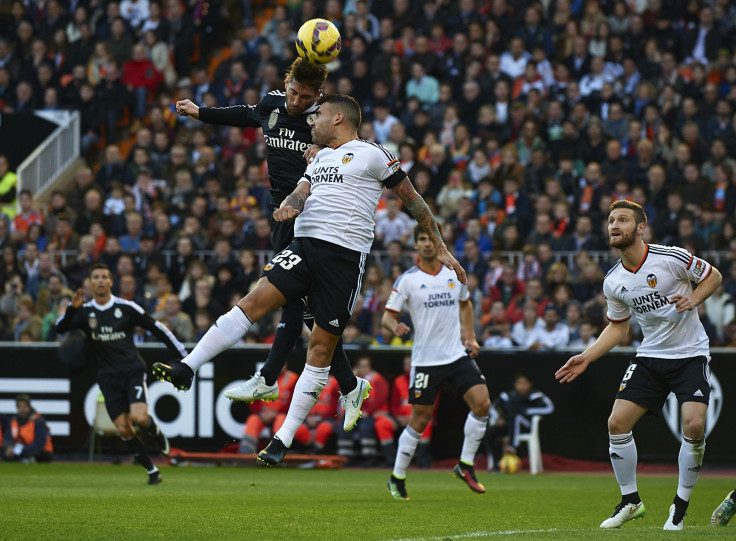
499, 454, 522, 474
295, 18, 342, 65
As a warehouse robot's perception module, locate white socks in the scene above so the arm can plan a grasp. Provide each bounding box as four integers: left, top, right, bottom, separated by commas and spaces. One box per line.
609, 432, 638, 496
393, 426, 421, 479
677, 436, 705, 501
183, 307, 252, 372
460, 412, 488, 466
275, 364, 329, 447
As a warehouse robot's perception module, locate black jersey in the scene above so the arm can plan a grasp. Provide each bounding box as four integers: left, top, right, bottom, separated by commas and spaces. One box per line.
55, 296, 187, 375
198, 91, 317, 204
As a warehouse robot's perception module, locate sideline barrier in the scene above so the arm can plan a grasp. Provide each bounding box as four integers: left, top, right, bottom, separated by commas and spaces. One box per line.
0, 344, 732, 464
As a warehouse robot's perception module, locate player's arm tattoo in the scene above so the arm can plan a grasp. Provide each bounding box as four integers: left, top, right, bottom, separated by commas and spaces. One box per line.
393, 177, 444, 248
280, 182, 311, 212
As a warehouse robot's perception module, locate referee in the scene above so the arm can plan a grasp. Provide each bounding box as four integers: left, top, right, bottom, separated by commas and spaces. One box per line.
56, 263, 187, 485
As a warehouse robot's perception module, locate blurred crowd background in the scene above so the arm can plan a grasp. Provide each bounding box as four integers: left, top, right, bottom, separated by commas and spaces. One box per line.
2, 0, 736, 351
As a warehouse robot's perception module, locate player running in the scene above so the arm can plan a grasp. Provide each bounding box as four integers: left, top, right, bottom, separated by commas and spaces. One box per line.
556, 200, 722, 530
382, 224, 489, 500
170, 58, 367, 430
56, 263, 187, 484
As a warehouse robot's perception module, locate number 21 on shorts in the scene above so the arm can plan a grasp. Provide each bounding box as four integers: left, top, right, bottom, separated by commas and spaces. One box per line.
619, 363, 637, 391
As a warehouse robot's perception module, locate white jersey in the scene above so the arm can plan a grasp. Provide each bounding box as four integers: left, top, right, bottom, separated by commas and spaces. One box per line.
385, 264, 469, 367
295, 139, 403, 253
603, 244, 712, 358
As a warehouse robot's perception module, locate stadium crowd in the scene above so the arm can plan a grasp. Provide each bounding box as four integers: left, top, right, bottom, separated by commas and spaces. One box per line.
2, 0, 736, 352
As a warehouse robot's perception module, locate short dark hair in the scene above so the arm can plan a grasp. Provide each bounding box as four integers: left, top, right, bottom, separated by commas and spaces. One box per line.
610, 200, 647, 225
317, 93, 362, 129
285, 57, 328, 92
89, 262, 112, 278
15, 393, 31, 405
413, 223, 443, 243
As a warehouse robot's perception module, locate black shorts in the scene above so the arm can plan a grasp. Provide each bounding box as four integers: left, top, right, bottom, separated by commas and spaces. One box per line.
616, 355, 711, 413
98, 369, 149, 420
409, 356, 487, 406
263, 237, 366, 335
269, 197, 296, 253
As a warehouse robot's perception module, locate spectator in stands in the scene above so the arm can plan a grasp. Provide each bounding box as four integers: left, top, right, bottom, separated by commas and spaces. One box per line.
1, 394, 52, 462
11, 190, 42, 245
527, 304, 570, 351
375, 195, 413, 249
35, 271, 72, 317
122, 43, 162, 122
13, 297, 42, 341
154, 294, 194, 343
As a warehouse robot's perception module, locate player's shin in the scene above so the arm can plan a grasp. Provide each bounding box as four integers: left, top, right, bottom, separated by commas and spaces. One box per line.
260, 301, 303, 385
184, 307, 253, 372
460, 412, 489, 466
677, 436, 705, 501
330, 338, 358, 394
609, 432, 639, 499
393, 427, 421, 478
122, 435, 156, 473
274, 364, 329, 447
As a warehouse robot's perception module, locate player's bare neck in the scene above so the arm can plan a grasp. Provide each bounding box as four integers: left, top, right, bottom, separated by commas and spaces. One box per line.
419, 259, 442, 275
94, 292, 112, 305
620, 240, 647, 270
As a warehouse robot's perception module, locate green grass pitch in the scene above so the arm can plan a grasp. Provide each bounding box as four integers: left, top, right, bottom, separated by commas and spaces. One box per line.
0, 463, 733, 540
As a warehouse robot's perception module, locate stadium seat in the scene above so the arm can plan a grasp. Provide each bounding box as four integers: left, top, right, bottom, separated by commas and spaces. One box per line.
88, 396, 120, 462
516, 415, 543, 475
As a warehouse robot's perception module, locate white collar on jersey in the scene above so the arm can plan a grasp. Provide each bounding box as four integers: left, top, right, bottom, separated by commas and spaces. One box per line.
90, 296, 116, 311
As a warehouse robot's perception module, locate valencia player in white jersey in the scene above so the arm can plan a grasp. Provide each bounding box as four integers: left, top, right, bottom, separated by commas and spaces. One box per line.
556, 200, 722, 530
154, 94, 465, 466
382, 224, 490, 500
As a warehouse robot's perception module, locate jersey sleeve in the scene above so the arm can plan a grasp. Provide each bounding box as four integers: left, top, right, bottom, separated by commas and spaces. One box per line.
55, 306, 84, 333
385, 275, 408, 313
682, 252, 713, 283
367, 144, 406, 189
198, 104, 261, 128
128, 303, 188, 359
603, 276, 631, 322
459, 283, 470, 302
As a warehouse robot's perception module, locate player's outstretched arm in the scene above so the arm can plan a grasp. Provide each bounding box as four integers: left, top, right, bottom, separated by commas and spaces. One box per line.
391, 177, 467, 284
555, 319, 630, 383
459, 299, 479, 358
670, 265, 722, 313
175, 99, 200, 119
381, 310, 411, 337
274, 181, 311, 222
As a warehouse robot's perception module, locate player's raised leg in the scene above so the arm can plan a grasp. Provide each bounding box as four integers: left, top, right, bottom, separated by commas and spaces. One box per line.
258, 324, 339, 465
453, 383, 490, 494
664, 401, 707, 531
153, 278, 287, 390
600, 399, 647, 528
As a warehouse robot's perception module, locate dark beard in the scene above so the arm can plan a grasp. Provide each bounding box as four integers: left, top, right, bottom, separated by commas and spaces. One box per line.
610, 231, 636, 249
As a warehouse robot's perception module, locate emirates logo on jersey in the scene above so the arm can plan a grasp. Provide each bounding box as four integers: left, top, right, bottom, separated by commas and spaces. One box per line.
647, 273, 657, 288
342, 152, 354, 164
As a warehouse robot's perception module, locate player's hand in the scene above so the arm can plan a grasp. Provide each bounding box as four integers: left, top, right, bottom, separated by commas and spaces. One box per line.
176, 99, 200, 119
71, 289, 84, 309
464, 338, 480, 358
669, 294, 696, 312
392, 322, 411, 336
273, 205, 300, 222
437, 244, 467, 285
303, 144, 322, 163
555, 354, 590, 384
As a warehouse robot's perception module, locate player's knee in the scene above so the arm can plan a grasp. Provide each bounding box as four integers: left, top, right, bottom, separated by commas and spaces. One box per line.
472, 397, 491, 418
682, 415, 705, 440
117, 424, 135, 439
607, 414, 629, 435
131, 412, 148, 427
